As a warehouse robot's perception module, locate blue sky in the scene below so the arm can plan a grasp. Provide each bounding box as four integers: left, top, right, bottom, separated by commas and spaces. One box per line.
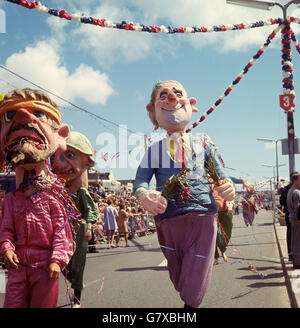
0, 0, 300, 188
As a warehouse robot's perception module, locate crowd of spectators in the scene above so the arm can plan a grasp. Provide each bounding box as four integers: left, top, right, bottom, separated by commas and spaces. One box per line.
87, 184, 156, 251
0, 182, 155, 269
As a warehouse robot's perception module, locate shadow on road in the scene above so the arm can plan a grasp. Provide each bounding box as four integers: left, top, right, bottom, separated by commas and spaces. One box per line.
237, 271, 284, 280
256, 222, 274, 226
86, 245, 162, 260
228, 255, 280, 264
246, 281, 286, 288
115, 266, 168, 272
231, 290, 256, 300
116, 266, 167, 272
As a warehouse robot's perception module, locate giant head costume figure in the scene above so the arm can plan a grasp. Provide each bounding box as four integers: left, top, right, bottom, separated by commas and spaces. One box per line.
51, 131, 94, 193
0, 88, 70, 186
146, 80, 198, 133
136, 79, 235, 215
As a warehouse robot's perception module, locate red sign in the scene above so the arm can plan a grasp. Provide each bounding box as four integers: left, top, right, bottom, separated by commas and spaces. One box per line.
279, 94, 295, 111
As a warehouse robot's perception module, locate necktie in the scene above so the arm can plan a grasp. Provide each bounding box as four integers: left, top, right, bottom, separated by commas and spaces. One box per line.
169, 134, 189, 168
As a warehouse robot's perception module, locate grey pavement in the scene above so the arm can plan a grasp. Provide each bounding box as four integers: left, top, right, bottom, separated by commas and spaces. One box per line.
202, 209, 290, 308
274, 213, 300, 308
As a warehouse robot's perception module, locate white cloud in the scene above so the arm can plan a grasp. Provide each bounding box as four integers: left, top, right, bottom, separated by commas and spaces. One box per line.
290, 7, 300, 35
46, 16, 68, 43
71, 3, 169, 68
129, 0, 287, 52
67, 64, 116, 104
1, 38, 116, 105
50, 0, 96, 7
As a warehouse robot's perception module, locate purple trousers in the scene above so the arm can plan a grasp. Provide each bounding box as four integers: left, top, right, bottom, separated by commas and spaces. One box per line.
156, 212, 217, 308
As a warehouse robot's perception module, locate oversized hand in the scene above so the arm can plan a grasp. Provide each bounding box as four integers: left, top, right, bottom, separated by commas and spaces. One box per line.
242, 179, 255, 193
48, 262, 61, 280
215, 180, 235, 201
3, 249, 19, 269
138, 190, 168, 216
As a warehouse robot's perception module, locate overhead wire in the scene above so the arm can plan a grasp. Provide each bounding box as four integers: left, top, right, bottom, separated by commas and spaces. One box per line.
0, 64, 145, 137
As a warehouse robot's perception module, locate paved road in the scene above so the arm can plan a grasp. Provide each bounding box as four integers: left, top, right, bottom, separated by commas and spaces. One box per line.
0, 209, 291, 308
57, 209, 290, 308
202, 209, 289, 308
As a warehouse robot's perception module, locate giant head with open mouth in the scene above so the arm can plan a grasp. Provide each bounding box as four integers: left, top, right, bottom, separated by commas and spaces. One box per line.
52, 131, 94, 193
0, 88, 70, 171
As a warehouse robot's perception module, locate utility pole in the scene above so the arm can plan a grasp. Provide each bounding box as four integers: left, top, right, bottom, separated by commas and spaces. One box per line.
227, 0, 300, 174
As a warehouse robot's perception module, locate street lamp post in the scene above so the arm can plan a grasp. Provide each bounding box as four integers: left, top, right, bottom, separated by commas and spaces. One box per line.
261, 163, 276, 185
226, 0, 300, 25
227, 0, 300, 176
262, 174, 276, 220
261, 162, 284, 222
257, 138, 282, 188
261, 162, 286, 187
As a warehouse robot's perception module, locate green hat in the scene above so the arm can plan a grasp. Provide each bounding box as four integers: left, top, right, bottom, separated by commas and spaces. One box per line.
67, 131, 94, 167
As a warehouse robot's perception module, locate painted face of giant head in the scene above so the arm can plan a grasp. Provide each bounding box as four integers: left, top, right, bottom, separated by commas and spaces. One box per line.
147, 81, 198, 133
52, 147, 88, 182
51, 131, 94, 182
0, 88, 69, 168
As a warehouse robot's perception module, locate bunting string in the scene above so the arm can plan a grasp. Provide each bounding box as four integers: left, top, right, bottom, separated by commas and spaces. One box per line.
291, 29, 300, 55
4, 0, 291, 34
281, 22, 295, 100
281, 21, 297, 148
186, 24, 282, 133
3, 0, 300, 137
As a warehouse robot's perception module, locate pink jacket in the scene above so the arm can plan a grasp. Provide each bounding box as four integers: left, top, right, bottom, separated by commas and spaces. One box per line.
0, 190, 74, 269
242, 195, 259, 214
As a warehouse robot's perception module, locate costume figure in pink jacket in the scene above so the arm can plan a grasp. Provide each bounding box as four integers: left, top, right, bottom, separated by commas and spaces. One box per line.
242, 192, 259, 227
0, 88, 73, 308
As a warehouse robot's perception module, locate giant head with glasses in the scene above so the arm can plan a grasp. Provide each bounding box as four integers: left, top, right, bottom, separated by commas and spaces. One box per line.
0, 88, 69, 181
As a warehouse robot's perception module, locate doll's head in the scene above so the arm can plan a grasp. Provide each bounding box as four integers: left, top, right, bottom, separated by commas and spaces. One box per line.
0, 88, 69, 169
146, 80, 198, 133
52, 131, 94, 183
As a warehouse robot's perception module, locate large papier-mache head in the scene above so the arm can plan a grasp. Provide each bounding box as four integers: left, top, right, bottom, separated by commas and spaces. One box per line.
52, 131, 94, 183
146, 80, 198, 133
0, 88, 69, 168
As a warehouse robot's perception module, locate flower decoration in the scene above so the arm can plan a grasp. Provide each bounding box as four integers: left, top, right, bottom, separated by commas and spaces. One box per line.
161, 167, 192, 204
204, 150, 222, 186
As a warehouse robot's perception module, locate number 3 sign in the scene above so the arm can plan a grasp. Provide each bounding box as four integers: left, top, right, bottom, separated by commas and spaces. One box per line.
279, 94, 295, 111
